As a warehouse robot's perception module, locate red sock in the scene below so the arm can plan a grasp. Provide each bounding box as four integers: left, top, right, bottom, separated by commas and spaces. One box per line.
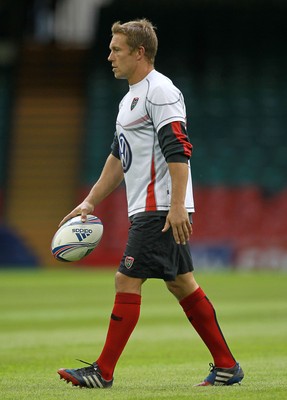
96, 292, 141, 380
180, 287, 236, 368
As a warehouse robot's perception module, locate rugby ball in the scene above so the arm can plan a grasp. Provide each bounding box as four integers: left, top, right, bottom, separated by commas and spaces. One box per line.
51, 215, 103, 262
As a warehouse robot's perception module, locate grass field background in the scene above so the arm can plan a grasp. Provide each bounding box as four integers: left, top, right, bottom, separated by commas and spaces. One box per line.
0, 268, 286, 399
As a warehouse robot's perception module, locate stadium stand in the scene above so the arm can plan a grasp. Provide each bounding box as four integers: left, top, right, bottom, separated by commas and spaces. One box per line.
4, 46, 86, 266
0, 66, 12, 217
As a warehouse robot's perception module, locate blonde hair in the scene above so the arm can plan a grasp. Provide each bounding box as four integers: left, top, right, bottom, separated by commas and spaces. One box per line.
111, 19, 158, 64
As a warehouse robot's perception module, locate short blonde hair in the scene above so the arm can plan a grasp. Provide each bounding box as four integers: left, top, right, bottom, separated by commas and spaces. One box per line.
111, 19, 158, 64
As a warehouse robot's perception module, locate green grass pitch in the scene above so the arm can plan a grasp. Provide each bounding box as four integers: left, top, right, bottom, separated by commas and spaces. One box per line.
0, 268, 286, 399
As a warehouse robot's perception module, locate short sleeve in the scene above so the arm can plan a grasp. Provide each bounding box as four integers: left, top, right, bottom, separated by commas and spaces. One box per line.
146, 84, 186, 132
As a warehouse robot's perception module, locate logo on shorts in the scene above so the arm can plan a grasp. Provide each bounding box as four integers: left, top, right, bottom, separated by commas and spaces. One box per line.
130, 97, 139, 110
125, 256, 134, 269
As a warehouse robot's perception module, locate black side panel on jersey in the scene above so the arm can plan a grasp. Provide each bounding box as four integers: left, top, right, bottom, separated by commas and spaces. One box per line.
110, 132, 120, 160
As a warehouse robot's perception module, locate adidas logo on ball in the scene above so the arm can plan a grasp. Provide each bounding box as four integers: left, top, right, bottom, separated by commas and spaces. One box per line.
72, 228, 93, 242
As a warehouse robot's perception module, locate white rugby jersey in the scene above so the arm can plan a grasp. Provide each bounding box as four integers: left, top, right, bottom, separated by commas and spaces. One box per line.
112, 69, 195, 217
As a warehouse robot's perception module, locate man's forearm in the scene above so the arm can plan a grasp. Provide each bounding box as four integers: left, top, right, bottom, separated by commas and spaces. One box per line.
168, 162, 189, 208
86, 154, 124, 207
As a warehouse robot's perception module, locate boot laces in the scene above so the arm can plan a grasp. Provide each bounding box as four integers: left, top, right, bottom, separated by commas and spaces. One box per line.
75, 359, 97, 374
209, 363, 216, 372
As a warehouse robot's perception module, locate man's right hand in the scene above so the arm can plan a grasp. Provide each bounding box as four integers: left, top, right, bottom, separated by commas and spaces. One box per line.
59, 200, 95, 227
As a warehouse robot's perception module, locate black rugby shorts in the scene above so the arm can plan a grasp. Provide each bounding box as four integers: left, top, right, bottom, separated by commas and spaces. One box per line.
118, 215, 194, 281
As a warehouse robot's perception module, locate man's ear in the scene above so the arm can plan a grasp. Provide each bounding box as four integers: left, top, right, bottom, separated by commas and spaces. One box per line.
136, 46, 146, 60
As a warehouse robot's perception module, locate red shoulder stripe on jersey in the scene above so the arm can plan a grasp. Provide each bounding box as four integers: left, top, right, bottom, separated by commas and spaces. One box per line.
171, 121, 192, 157
145, 155, 157, 211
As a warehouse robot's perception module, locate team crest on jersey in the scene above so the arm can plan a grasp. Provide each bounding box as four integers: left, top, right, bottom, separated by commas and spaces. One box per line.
125, 256, 134, 269
130, 97, 139, 110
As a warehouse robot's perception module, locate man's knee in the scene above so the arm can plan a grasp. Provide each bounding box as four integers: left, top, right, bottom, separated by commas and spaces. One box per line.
165, 272, 199, 301
115, 271, 145, 295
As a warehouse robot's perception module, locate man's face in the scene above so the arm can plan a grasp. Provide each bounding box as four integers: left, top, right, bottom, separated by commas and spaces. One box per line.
108, 33, 138, 82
